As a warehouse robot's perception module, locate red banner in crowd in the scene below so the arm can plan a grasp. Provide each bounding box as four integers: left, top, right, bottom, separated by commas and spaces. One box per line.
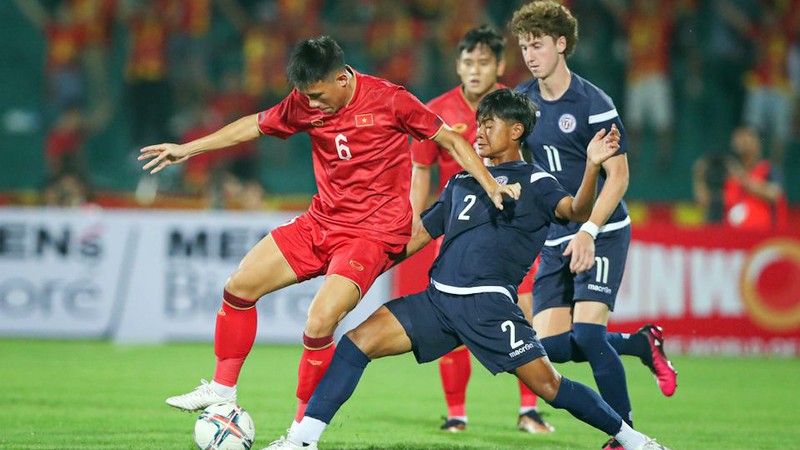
390, 225, 800, 356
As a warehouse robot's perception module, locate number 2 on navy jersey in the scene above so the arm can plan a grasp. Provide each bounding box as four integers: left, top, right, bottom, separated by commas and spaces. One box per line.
543, 145, 562, 172
457, 195, 477, 220
501, 320, 524, 349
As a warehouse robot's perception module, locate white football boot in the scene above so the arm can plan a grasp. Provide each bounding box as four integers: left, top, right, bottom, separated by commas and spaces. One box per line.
261, 436, 318, 449
636, 438, 671, 450
165, 379, 236, 412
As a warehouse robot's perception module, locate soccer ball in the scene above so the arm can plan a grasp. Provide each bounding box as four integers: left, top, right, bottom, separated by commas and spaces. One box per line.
194, 403, 256, 450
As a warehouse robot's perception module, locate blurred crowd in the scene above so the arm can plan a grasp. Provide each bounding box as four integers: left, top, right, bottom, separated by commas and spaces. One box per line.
9, 0, 796, 228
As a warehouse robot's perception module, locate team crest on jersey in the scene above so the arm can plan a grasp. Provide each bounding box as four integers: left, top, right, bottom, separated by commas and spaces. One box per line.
452, 123, 468, 134
558, 113, 577, 133
311, 119, 324, 127
494, 175, 508, 185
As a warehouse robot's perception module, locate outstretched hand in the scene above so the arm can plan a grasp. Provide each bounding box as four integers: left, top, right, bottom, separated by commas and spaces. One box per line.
489, 182, 521, 210
138, 143, 192, 174
587, 123, 620, 167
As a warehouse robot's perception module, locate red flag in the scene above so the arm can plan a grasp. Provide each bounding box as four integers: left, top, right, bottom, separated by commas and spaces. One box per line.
355, 113, 374, 127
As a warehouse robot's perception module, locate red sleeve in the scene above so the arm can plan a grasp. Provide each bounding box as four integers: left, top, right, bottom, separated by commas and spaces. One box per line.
410, 138, 440, 166
392, 88, 444, 142
256, 90, 307, 139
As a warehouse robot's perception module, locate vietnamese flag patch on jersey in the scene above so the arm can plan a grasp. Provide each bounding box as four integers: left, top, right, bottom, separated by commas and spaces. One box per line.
355, 113, 374, 127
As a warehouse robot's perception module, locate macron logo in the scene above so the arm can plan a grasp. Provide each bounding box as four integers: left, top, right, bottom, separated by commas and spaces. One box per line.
588, 284, 612, 294
509, 342, 535, 358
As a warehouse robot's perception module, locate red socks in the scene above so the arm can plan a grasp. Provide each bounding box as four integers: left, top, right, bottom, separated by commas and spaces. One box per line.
519, 378, 539, 410
439, 347, 471, 418
294, 334, 336, 422
213, 290, 258, 387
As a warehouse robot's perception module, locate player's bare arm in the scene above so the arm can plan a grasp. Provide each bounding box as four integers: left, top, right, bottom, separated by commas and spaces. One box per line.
383, 208, 437, 273
561, 125, 621, 273
139, 114, 261, 174
586, 150, 629, 228
556, 125, 620, 221
563, 151, 629, 271
410, 162, 433, 225
388, 219, 434, 270
432, 127, 520, 209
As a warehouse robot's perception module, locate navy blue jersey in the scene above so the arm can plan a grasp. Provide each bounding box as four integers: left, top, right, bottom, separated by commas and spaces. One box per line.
515, 74, 630, 241
421, 161, 569, 298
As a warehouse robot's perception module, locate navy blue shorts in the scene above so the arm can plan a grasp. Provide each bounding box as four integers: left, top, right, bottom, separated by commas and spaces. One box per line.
385, 286, 547, 375
533, 226, 630, 315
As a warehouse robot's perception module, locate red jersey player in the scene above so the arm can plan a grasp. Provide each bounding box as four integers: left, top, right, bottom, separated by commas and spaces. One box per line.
139, 36, 519, 432
409, 25, 553, 435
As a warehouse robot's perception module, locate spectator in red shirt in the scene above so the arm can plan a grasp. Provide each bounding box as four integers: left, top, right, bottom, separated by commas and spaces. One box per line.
723, 126, 787, 230
743, 6, 798, 168
44, 103, 105, 178
608, 0, 676, 169
70, 0, 116, 118
14, 0, 86, 118
45, 106, 85, 177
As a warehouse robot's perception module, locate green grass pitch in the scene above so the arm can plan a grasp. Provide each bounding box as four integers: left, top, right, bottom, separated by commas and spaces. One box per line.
1, 339, 796, 449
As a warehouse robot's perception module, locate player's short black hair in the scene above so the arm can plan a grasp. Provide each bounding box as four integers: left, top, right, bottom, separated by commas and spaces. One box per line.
286, 36, 346, 89
457, 25, 507, 61
476, 89, 538, 141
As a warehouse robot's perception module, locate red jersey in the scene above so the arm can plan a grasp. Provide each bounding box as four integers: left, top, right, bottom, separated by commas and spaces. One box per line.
257, 68, 444, 244
70, 0, 116, 47
126, 13, 169, 81
162, 0, 211, 37
626, 3, 672, 82
723, 161, 788, 230
46, 129, 83, 162
46, 24, 84, 70
747, 26, 794, 89
411, 85, 504, 193
243, 28, 288, 98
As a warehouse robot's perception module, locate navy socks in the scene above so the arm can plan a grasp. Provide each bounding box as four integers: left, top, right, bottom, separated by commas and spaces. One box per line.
304, 335, 370, 424
607, 331, 649, 360
540, 325, 634, 426
572, 323, 633, 426
549, 376, 623, 436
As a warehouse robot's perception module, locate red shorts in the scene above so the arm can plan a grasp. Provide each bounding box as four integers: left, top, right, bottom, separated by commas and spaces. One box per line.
271, 213, 405, 297
518, 256, 540, 296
